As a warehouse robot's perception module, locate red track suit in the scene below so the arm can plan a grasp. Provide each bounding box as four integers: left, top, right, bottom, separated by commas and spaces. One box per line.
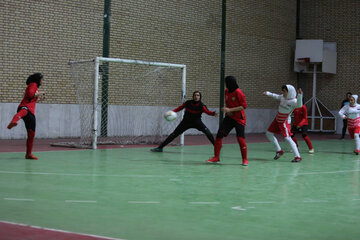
9, 82, 39, 158
265, 84, 303, 160
339, 94, 360, 153
291, 105, 313, 150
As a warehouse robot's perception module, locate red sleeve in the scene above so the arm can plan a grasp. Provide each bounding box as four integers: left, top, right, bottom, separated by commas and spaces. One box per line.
202, 105, 215, 116
172, 103, 186, 112
298, 105, 308, 127
25, 83, 37, 99
237, 90, 247, 109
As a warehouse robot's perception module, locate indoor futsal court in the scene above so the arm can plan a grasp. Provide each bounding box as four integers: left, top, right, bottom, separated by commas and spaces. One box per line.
1, 134, 360, 240
1, 1, 360, 240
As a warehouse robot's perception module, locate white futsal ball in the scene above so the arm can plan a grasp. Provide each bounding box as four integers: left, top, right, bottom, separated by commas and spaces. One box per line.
164, 110, 177, 122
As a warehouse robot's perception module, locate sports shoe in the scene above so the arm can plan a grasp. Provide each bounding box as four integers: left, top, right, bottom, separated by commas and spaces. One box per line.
354, 149, 360, 155
206, 157, 220, 163
309, 149, 314, 154
150, 147, 163, 152
291, 157, 302, 162
274, 150, 284, 160
25, 154, 38, 160
7, 122, 17, 129
242, 159, 248, 166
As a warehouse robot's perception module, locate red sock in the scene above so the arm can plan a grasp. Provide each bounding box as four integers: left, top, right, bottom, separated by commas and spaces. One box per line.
11, 109, 28, 124
291, 136, 298, 147
303, 135, 313, 149
237, 137, 247, 160
214, 138, 222, 158
26, 129, 35, 156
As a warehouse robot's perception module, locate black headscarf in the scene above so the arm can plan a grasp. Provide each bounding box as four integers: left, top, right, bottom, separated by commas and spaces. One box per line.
26, 73, 43, 87
225, 76, 239, 93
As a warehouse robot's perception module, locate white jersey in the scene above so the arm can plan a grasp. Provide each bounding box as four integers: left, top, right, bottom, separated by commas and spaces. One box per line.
339, 95, 360, 128
265, 84, 303, 123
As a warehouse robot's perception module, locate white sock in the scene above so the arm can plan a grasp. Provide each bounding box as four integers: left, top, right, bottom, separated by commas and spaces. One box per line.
355, 134, 360, 150
266, 131, 281, 152
285, 136, 300, 157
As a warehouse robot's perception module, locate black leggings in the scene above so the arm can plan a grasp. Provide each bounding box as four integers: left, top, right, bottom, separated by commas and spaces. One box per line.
216, 116, 245, 138
291, 125, 308, 138
18, 107, 36, 131
159, 119, 214, 147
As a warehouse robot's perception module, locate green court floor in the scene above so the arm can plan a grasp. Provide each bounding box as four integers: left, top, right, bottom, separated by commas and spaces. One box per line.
1, 139, 360, 240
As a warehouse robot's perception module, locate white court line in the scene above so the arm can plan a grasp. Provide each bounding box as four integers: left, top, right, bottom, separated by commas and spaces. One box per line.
4, 198, 34, 201
189, 202, 220, 205
248, 201, 274, 204
65, 200, 97, 203
231, 206, 246, 211
128, 201, 160, 204
0, 170, 171, 178
280, 169, 360, 176
303, 200, 329, 203
0, 221, 124, 240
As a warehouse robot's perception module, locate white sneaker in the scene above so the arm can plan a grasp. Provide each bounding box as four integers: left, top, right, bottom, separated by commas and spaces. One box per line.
309, 149, 314, 154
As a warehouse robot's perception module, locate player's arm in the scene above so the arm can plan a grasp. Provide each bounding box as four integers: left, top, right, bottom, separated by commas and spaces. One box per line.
339, 106, 348, 119
172, 102, 186, 112
295, 88, 303, 108
202, 105, 217, 116
263, 91, 281, 100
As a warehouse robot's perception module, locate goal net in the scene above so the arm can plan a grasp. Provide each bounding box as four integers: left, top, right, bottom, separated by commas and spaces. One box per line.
54, 57, 186, 149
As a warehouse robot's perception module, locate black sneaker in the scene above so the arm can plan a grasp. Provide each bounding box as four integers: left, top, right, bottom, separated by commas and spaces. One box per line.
151, 147, 163, 152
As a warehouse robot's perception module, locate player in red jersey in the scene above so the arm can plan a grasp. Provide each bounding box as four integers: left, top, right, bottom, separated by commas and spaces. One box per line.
151, 91, 217, 152
7, 73, 45, 160
290, 100, 314, 153
207, 76, 248, 166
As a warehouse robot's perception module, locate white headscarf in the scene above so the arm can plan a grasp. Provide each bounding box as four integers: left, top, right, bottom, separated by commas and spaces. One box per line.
285, 84, 297, 99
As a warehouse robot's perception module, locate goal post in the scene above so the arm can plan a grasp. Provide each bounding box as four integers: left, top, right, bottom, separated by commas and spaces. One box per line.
65, 57, 186, 149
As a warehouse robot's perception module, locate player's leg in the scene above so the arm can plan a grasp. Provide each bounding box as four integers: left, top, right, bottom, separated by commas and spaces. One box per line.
290, 126, 299, 147
234, 123, 248, 166
23, 112, 37, 160
194, 120, 215, 145
266, 119, 283, 159
7, 107, 28, 129
151, 120, 189, 152
354, 127, 360, 155
341, 119, 347, 139
301, 125, 314, 153
207, 117, 233, 163
348, 128, 358, 155
281, 122, 301, 162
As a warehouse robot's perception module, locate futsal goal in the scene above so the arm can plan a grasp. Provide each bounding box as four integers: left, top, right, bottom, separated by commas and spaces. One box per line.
54, 57, 186, 149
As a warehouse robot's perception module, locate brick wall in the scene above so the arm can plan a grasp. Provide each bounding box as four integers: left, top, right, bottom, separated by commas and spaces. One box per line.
299, 0, 360, 110
1, 0, 298, 109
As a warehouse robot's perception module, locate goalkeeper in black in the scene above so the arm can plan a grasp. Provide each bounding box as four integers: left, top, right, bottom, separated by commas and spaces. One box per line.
151, 91, 217, 152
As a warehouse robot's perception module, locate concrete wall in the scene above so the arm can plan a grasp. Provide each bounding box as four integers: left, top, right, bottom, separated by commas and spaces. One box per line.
0, 103, 279, 139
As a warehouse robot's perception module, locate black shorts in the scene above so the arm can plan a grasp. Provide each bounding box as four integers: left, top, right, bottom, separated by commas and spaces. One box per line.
291, 125, 308, 133
17, 107, 36, 131
217, 116, 245, 138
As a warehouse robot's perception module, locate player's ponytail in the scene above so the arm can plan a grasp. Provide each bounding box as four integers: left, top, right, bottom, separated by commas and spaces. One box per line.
225, 76, 239, 93
26, 73, 43, 87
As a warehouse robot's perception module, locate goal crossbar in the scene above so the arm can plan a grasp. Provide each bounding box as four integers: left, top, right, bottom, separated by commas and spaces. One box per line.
69, 57, 187, 149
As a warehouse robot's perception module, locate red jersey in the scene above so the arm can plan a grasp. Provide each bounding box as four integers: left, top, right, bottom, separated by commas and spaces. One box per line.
18, 82, 39, 114
225, 88, 247, 126
293, 105, 308, 127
